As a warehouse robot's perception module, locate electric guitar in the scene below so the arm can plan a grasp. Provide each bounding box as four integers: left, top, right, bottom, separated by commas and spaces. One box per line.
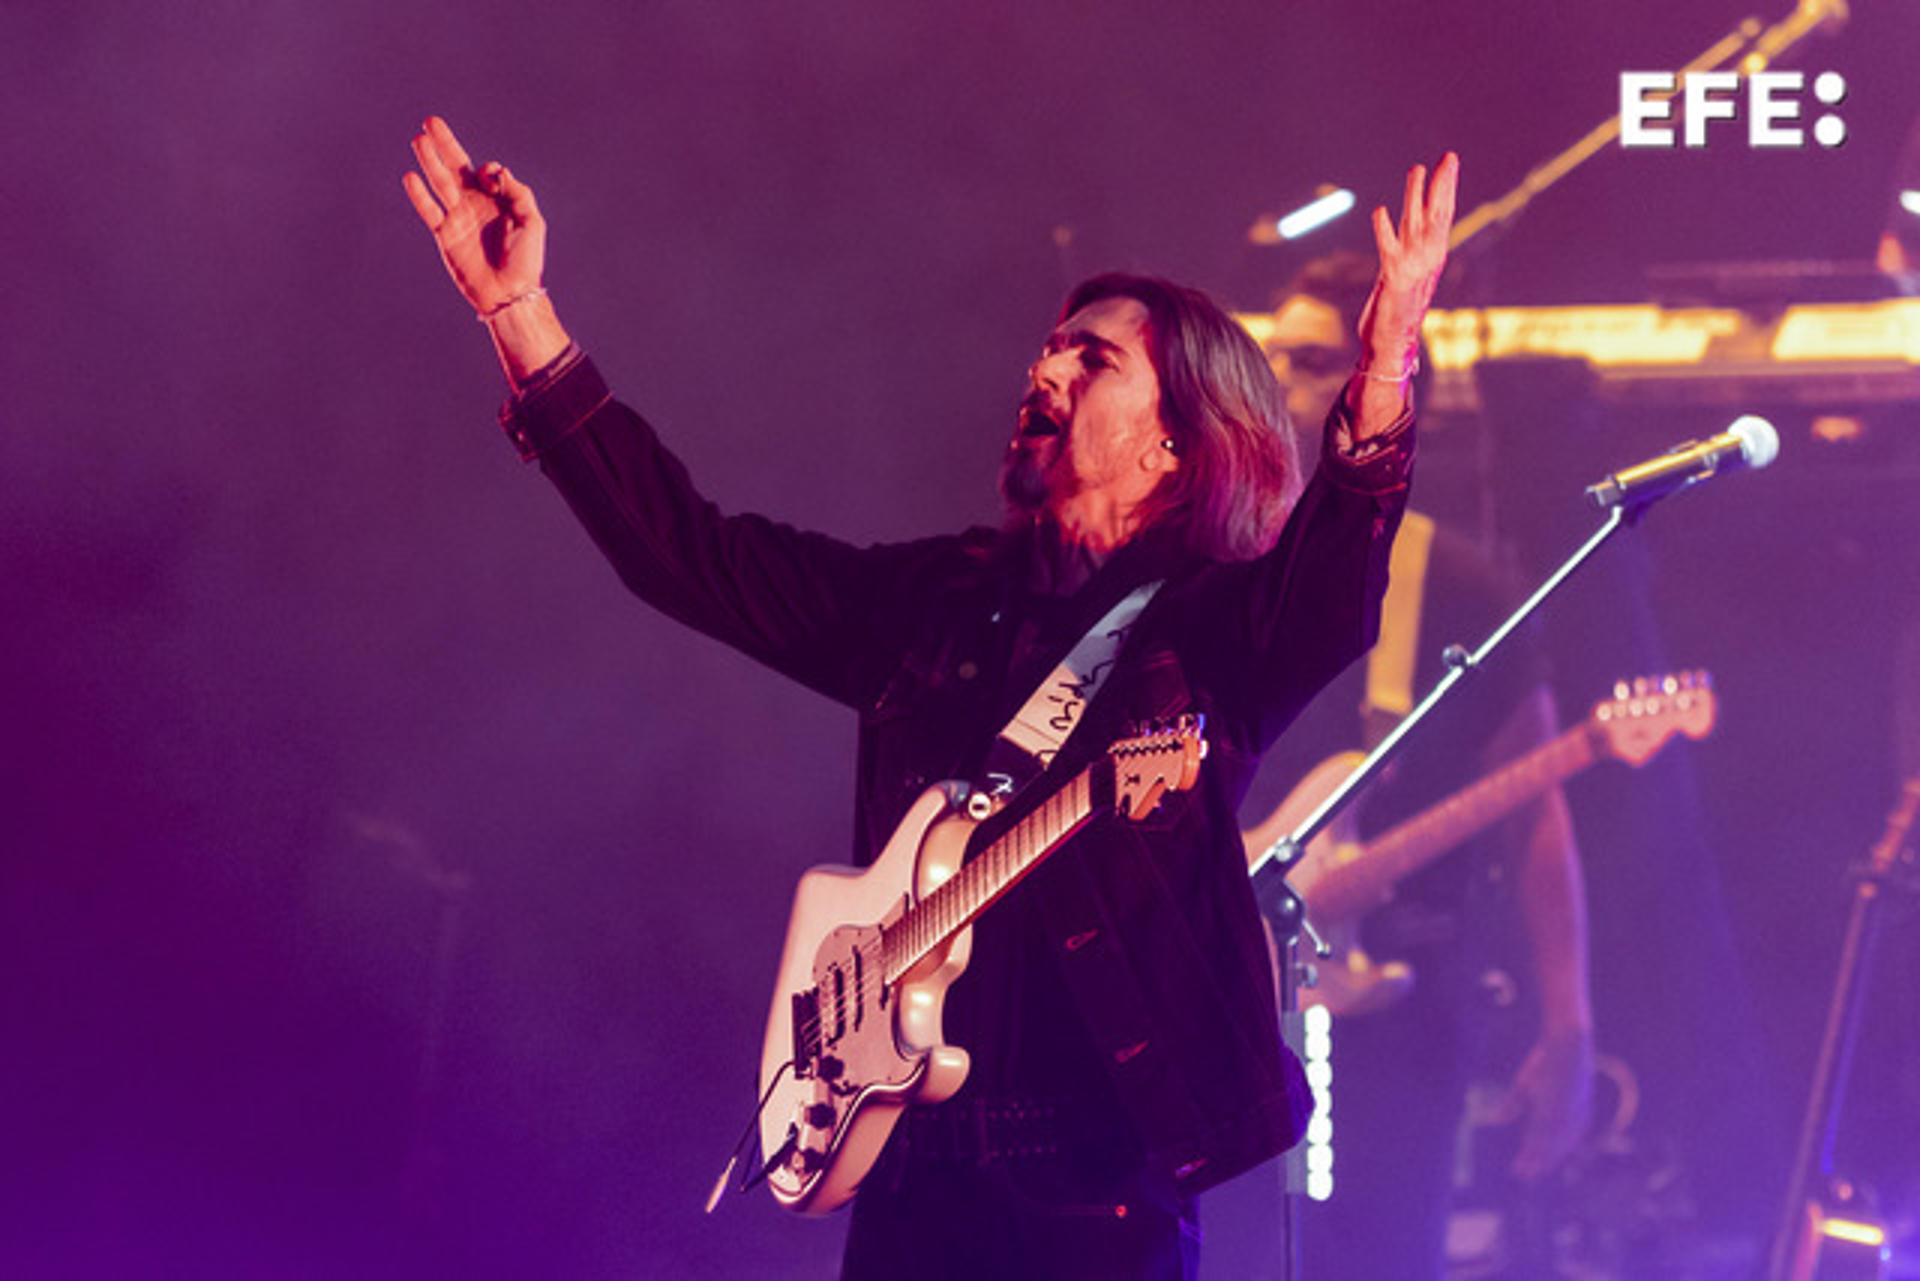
756, 719, 1205, 1215
1243, 673, 1715, 1017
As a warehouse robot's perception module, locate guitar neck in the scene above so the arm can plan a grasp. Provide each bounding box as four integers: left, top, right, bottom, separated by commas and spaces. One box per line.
883, 763, 1107, 985
1314, 720, 1603, 914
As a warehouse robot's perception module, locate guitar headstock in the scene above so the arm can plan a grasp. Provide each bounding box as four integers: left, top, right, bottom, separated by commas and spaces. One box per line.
1866, 778, 1920, 877
1110, 715, 1207, 821
1591, 671, 1716, 766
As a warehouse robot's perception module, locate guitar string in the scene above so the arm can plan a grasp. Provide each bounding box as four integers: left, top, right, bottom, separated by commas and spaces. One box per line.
786, 754, 1171, 1045
788, 784, 1088, 1044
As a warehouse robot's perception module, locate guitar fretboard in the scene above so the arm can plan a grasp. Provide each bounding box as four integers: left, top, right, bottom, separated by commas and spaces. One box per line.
1309, 721, 1602, 920
882, 768, 1098, 985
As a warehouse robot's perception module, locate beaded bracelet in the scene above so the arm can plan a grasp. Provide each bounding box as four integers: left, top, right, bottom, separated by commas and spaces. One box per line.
478, 286, 548, 323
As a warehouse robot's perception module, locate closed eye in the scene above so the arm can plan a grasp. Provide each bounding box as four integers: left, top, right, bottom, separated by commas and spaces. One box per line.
1043, 327, 1127, 371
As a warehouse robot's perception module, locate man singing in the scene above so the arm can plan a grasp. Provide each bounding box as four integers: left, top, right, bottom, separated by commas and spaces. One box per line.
405, 116, 1456, 1278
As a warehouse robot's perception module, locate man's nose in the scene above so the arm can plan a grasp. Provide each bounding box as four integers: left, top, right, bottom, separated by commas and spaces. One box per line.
1028, 352, 1068, 395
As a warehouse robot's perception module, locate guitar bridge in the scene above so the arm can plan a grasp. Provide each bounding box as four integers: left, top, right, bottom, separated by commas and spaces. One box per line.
791, 987, 821, 1078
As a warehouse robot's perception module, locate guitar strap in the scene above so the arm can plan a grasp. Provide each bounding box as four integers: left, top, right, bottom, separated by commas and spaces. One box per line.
1362, 509, 1434, 749
977, 579, 1163, 798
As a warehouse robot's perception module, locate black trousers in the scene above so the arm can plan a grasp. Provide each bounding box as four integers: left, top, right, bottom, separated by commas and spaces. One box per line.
841, 1109, 1199, 1280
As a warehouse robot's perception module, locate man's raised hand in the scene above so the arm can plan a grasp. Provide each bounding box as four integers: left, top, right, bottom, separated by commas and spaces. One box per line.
1359, 151, 1459, 378
403, 117, 546, 317
405, 117, 570, 383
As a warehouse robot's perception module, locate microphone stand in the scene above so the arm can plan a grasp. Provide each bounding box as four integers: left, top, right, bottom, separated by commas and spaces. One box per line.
1255, 500, 1632, 918
1254, 497, 1641, 1281
1251, 8, 1841, 1278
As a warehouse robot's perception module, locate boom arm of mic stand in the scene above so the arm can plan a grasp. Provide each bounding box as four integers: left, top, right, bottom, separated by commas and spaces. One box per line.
1257, 505, 1630, 943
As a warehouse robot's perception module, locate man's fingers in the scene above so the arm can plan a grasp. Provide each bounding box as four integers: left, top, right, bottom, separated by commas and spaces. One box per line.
426, 116, 474, 173
1512, 1112, 1577, 1182
1501, 1089, 1552, 1179
496, 166, 543, 224
1428, 152, 1460, 236
1372, 154, 1464, 282
412, 127, 467, 213
1511, 1132, 1550, 1181
401, 170, 445, 231
1400, 163, 1427, 243
1372, 204, 1399, 258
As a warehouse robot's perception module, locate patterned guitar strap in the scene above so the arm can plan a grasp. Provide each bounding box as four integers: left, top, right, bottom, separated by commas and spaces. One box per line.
974, 578, 1164, 805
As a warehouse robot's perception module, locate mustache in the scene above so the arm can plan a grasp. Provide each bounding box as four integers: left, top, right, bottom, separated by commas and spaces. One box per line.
1017, 393, 1063, 437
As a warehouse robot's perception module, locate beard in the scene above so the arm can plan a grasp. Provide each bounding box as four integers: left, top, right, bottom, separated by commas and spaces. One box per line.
998, 438, 1056, 514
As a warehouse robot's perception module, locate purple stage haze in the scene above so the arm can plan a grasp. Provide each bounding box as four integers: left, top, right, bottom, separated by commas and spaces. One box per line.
3, 2, 1917, 1276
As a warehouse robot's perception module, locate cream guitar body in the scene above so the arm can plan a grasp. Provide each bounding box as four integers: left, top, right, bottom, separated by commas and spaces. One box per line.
757, 723, 1205, 1214
757, 784, 975, 1214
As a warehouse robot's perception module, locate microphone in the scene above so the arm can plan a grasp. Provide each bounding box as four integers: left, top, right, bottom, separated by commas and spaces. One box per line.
1585, 415, 1780, 509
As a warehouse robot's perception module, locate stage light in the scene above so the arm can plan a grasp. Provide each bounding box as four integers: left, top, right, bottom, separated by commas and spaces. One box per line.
1817, 1216, 1886, 1248
1900, 189, 1920, 217
1283, 1000, 1336, 1201
1249, 186, 1356, 244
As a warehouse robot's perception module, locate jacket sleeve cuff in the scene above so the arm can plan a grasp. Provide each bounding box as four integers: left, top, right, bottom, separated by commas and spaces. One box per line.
1319, 397, 1415, 494
498, 345, 611, 461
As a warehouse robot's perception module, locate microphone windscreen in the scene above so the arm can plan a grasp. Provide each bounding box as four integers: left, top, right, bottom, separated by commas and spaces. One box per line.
1728, 415, 1780, 470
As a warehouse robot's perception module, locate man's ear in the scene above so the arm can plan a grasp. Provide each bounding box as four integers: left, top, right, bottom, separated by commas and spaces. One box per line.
1145, 437, 1181, 475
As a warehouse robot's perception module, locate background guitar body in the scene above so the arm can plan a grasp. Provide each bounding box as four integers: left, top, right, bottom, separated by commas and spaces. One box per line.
757, 783, 976, 1215
1244, 674, 1715, 1020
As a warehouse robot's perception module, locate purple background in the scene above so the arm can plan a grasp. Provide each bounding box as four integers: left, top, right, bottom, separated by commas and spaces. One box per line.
4, 2, 1917, 1276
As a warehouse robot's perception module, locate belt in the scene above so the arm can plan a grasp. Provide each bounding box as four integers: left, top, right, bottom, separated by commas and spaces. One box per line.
896, 1096, 1065, 1164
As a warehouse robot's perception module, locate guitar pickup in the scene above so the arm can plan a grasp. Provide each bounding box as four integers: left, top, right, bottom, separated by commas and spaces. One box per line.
791, 987, 821, 1077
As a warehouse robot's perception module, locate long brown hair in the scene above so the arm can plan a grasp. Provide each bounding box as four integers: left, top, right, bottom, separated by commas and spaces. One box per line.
1061, 273, 1303, 562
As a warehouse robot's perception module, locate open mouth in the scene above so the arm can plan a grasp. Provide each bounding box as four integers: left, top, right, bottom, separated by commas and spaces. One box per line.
1018, 403, 1063, 438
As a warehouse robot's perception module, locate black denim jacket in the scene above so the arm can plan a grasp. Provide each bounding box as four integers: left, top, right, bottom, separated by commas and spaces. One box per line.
502, 352, 1411, 1194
